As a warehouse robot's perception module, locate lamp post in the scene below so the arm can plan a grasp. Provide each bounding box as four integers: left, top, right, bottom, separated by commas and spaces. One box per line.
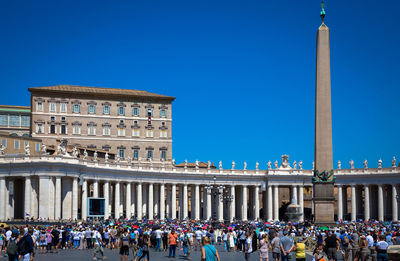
205, 175, 234, 220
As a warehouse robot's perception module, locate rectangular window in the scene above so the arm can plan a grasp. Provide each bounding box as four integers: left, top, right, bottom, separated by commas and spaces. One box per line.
133, 150, 139, 160
103, 126, 110, 136
147, 150, 153, 160
37, 102, 43, 112
0, 114, 8, 126
132, 107, 139, 116
118, 106, 125, 115
73, 125, 80, 134
161, 150, 167, 160
160, 109, 167, 118
37, 123, 43, 134
146, 129, 153, 138
49, 102, 56, 112
160, 130, 167, 138
88, 105, 96, 114
61, 125, 66, 134
103, 105, 110, 115
119, 149, 125, 159
35, 143, 40, 152
1, 139, 6, 147
9, 115, 20, 127
21, 116, 30, 127
14, 140, 19, 149
50, 124, 56, 134
118, 128, 125, 136
73, 104, 80, 113
147, 109, 153, 117
88, 126, 96, 135
60, 103, 67, 113
132, 128, 140, 137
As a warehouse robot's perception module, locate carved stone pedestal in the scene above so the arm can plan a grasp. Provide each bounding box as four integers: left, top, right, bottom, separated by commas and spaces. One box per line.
313, 182, 335, 224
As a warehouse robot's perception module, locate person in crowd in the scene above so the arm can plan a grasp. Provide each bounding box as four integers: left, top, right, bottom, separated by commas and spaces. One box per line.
280, 230, 294, 261
270, 231, 281, 261
244, 231, 252, 261
294, 236, 306, 261
201, 236, 220, 261
324, 230, 339, 261
119, 228, 130, 261
258, 233, 269, 261
168, 229, 178, 258
376, 234, 388, 261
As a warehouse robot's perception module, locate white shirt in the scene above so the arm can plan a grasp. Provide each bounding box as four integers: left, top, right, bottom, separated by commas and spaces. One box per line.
94, 231, 102, 245
246, 237, 253, 253
366, 235, 374, 247
195, 230, 203, 239
155, 229, 162, 239
6, 231, 12, 241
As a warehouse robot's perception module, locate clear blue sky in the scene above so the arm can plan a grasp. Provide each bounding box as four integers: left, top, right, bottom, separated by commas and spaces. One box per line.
1, 0, 399, 169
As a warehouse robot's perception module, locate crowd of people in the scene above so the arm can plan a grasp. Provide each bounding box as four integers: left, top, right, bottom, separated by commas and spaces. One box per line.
0, 219, 399, 261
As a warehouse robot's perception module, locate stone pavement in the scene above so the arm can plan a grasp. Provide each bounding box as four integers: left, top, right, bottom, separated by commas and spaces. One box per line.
0, 245, 345, 261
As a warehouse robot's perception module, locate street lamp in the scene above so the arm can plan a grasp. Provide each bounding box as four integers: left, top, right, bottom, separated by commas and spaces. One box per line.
205, 175, 234, 220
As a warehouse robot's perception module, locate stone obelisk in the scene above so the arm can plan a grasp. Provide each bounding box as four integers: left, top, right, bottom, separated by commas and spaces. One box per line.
313, 0, 335, 224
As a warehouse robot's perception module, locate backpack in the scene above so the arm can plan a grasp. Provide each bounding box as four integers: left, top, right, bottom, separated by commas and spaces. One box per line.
18, 236, 28, 255
122, 235, 130, 246
343, 235, 350, 245
183, 235, 189, 245
7, 238, 18, 255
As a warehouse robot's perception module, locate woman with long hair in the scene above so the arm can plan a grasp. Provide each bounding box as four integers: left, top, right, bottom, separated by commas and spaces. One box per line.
259, 233, 269, 261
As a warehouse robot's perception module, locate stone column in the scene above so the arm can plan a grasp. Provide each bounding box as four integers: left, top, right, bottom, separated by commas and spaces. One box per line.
126, 183, 131, 218
39, 176, 49, 219
148, 183, 154, 220
7, 180, 14, 219
137, 183, 143, 220
195, 184, 200, 220
171, 184, 177, 219
0, 177, 5, 220
115, 182, 120, 218
230, 185, 235, 221
154, 184, 159, 218
351, 185, 356, 221
337, 185, 343, 221
291, 185, 298, 204
131, 183, 136, 218
218, 189, 223, 221
267, 185, 273, 220
254, 186, 260, 220
183, 184, 188, 219
273, 185, 279, 220
298, 185, 304, 222
242, 185, 248, 221
160, 184, 165, 220
93, 180, 99, 198
378, 184, 384, 221
62, 178, 72, 220
24, 176, 31, 217
72, 177, 78, 220
393, 185, 398, 222
206, 188, 212, 220
48, 177, 55, 220
364, 185, 370, 221
142, 184, 147, 218
103, 182, 109, 218
82, 179, 88, 220
55, 177, 61, 220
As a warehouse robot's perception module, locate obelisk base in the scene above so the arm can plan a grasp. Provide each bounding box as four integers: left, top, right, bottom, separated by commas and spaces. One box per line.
313, 182, 335, 224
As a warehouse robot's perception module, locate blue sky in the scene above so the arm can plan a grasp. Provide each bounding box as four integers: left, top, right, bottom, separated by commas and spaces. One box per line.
1, 0, 399, 169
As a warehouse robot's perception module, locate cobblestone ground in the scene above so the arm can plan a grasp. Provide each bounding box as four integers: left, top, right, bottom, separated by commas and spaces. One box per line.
0, 245, 344, 261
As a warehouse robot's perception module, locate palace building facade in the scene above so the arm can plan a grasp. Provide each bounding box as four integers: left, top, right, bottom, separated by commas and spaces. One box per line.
29, 85, 175, 162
